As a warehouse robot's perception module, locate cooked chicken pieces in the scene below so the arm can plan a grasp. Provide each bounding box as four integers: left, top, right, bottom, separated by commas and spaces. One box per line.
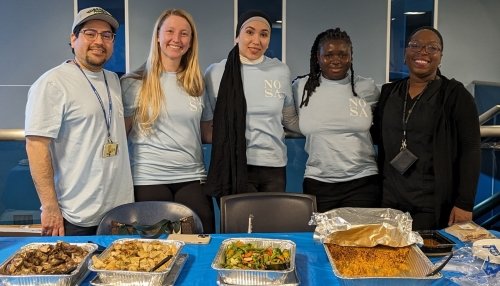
1, 242, 88, 275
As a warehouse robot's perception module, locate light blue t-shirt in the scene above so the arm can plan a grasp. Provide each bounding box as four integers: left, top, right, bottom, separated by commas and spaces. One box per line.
292, 74, 379, 182
202, 57, 293, 167
121, 72, 206, 185
25, 61, 134, 226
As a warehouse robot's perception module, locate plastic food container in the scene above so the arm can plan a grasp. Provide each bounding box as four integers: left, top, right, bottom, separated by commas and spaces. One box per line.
88, 238, 184, 286
0, 242, 97, 286
418, 230, 455, 256
212, 238, 296, 285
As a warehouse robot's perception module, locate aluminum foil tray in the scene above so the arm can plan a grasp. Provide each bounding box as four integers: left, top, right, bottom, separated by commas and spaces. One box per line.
323, 244, 442, 286
88, 238, 184, 286
0, 242, 97, 286
212, 238, 296, 285
217, 268, 300, 286
90, 253, 188, 286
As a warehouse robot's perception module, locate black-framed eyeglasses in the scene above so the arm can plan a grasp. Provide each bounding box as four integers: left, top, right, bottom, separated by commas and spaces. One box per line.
80, 29, 115, 42
407, 41, 441, 54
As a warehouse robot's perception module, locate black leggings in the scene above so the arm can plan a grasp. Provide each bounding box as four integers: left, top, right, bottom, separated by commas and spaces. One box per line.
134, 181, 215, 233
213, 165, 286, 208
247, 165, 286, 193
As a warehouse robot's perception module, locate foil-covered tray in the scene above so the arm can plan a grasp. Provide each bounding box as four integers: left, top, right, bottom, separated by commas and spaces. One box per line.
323, 244, 442, 286
312, 208, 423, 247
0, 242, 97, 286
90, 253, 188, 286
212, 238, 296, 286
88, 238, 184, 286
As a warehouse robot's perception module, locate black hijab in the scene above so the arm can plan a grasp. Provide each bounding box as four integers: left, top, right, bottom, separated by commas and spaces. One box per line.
204, 45, 248, 198
204, 10, 272, 198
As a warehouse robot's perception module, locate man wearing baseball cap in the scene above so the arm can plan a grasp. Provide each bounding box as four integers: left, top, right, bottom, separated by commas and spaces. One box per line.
25, 7, 133, 236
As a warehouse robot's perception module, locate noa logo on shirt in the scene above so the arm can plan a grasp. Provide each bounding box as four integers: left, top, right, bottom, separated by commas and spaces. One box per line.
349, 98, 369, 117
264, 80, 285, 99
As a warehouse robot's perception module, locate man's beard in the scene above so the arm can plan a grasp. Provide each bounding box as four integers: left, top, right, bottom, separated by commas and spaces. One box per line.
85, 55, 107, 70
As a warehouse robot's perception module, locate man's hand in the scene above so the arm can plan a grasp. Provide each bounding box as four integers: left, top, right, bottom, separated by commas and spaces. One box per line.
41, 204, 65, 236
448, 206, 472, 226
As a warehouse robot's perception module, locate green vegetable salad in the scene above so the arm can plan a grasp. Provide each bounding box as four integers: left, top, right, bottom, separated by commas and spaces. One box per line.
222, 241, 291, 270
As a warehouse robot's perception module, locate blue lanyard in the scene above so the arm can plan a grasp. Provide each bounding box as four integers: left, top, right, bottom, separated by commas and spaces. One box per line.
73, 60, 113, 139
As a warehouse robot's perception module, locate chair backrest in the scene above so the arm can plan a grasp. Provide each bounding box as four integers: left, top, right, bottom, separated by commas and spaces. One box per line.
220, 192, 317, 233
96, 201, 204, 235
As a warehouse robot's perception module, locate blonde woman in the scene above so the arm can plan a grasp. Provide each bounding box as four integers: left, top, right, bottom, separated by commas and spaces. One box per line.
121, 9, 214, 233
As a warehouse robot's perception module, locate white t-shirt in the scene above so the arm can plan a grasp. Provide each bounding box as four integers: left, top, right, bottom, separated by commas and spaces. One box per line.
25, 61, 134, 226
202, 57, 294, 167
121, 72, 206, 185
292, 74, 379, 182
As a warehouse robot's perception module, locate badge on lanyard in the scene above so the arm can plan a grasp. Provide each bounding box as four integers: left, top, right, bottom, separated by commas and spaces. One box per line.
102, 138, 119, 158
73, 60, 118, 159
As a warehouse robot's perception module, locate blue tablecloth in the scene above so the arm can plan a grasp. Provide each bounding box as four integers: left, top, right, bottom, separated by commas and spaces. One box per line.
0, 231, 497, 285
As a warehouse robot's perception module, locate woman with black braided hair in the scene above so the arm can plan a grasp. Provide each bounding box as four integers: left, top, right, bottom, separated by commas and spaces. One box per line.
292, 28, 380, 213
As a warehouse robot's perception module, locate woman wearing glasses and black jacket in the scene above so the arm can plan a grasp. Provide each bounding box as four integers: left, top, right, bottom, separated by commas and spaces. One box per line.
372, 27, 480, 230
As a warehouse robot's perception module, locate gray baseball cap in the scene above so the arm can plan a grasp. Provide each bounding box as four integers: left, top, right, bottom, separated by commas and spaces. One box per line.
72, 7, 119, 33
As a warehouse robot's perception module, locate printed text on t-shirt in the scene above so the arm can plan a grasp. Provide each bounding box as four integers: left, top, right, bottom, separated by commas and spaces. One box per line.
264, 80, 285, 99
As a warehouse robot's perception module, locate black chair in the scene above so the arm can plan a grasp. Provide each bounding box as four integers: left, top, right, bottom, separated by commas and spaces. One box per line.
96, 201, 204, 235
220, 192, 317, 233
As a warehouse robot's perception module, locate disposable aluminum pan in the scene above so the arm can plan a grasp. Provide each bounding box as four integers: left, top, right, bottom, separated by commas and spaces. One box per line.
323, 244, 442, 286
0, 242, 97, 286
212, 238, 296, 285
217, 268, 300, 286
88, 238, 184, 286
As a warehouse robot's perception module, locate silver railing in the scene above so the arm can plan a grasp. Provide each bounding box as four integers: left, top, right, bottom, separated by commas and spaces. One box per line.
0, 105, 499, 141
0, 129, 24, 141
0, 129, 304, 140
479, 105, 500, 137
478, 105, 500, 150
479, 105, 500, 125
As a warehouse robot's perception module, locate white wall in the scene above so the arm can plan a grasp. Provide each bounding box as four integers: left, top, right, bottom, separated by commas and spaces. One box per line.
286, 0, 388, 85
128, 0, 234, 72
438, 0, 500, 86
0, 0, 73, 129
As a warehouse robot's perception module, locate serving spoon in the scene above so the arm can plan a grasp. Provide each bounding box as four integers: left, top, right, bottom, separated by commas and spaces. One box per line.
150, 255, 173, 272
426, 252, 453, 276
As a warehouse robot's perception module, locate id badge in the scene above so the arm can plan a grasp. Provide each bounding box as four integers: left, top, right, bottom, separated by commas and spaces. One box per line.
102, 139, 118, 158
390, 148, 418, 175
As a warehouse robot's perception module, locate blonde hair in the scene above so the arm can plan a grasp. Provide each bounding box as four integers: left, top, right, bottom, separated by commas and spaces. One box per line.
134, 9, 204, 133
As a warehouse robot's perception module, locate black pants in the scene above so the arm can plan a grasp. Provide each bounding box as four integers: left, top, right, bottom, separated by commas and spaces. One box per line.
381, 181, 443, 230
63, 219, 97, 236
382, 196, 441, 230
303, 175, 381, 213
134, 181, 215, 234
213, 165, 286, 208
247, 165, 286, 193
381, 201, 439, 230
